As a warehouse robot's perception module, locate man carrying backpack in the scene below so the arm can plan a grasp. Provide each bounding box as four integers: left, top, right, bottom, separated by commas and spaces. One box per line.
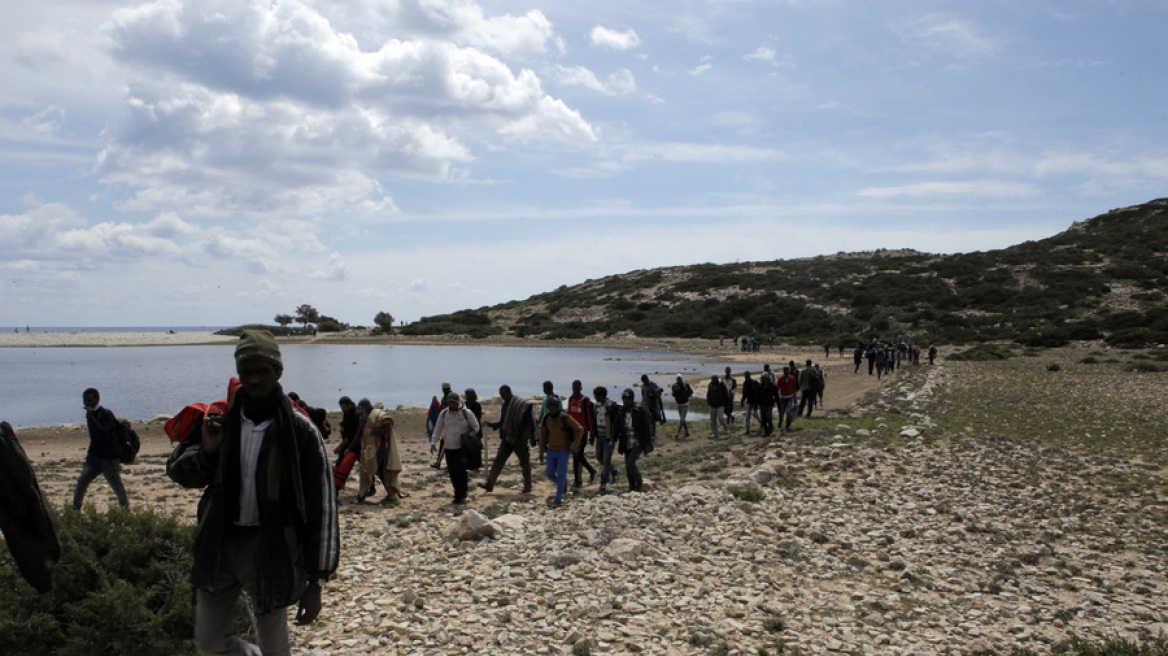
539, 397, 584, 508
73, 387, 129, 511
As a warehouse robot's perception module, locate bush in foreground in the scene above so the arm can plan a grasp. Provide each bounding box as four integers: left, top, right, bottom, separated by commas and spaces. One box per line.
0, 506, 196, 656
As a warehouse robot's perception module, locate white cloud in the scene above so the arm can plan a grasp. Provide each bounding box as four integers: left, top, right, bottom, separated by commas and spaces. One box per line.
96, 0, 594, 217
855, 180, 1037, 199
893, 14, 999, 59
744, 46, 776, 64
318, 0, 556, 58
690, 63, 712, 76
0, 201, 86, 251
589, 25, 640, 50
308, 252, 351, 281
21, 105, 67, 137
556, 65, 636, 95
744, 46, 794, 68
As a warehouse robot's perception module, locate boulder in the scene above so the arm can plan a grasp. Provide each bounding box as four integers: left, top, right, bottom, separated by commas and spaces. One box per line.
752, 463, 776, 484
605, 538, 645, 559
442, 510, 500, 541
493, 513, 526, 531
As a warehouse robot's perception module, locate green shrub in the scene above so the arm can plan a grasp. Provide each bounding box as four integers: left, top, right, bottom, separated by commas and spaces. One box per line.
1126, 362, 1164, 373
727, 486, 765, 502
0, 506, 196, 656
1047, 362, 1062, 372
1052, 636, 1168, 655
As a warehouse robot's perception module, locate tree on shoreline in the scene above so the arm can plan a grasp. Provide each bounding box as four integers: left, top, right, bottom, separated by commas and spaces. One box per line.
274, 314, 294, 328
295, 304, 320, 329
373, 311, 394, 335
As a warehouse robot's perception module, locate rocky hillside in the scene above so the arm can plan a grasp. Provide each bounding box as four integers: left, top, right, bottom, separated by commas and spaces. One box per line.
403, 199, 1168, 347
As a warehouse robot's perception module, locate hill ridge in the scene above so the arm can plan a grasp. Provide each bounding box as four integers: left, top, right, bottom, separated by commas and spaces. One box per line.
403, 199, 1168, 347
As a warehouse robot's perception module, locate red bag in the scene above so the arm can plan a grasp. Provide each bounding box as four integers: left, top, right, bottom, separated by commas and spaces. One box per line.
163, 379, 240, 442
333, 451, 358, 490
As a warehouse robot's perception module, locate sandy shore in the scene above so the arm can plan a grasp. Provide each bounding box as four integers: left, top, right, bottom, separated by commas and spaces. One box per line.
0, 331, 237, 348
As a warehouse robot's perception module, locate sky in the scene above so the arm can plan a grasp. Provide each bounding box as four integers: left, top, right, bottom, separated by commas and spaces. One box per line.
2, 0, 1166, 328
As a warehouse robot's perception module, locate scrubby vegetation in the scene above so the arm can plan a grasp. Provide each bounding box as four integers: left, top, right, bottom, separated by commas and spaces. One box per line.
404, 198, 1168, 345
0, 506, 196, 656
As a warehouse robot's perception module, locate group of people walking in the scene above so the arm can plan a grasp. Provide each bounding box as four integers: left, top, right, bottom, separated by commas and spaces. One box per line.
424, 378, 658, 508
852, 340, 936, 377
698, 360, 827, 438
47, 328, 934, 656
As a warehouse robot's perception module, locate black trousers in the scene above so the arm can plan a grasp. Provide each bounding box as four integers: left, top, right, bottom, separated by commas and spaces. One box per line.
760, 404, 774, 435
485, 438, 533, 491
573, 441, 596, 485
445, 448, 468, 501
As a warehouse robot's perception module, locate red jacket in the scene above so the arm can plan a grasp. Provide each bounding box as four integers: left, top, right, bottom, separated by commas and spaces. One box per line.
567, 394, 596, 434
777, 374, 798, 397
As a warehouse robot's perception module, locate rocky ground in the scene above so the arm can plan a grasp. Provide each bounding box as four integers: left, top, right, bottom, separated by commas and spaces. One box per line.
17, 353, 1168, 655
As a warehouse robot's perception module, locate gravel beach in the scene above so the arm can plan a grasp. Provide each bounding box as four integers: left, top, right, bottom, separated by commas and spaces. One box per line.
9, 344, 1168, 655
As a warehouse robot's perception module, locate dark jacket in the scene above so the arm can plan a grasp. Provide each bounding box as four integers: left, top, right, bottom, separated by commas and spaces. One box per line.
614, 404, 654, 455
706, 381, 730, 409
86, 406, 121, 460
741, 378, 760, 406
0, 422, 61, 593
759, 377, 779, 407
167, 390, 339, 614
339, 408, 360, 445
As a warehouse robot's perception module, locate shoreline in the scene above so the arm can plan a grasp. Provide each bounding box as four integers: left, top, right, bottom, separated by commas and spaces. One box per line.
0, 329, 810, 358
0, 331, 238, 348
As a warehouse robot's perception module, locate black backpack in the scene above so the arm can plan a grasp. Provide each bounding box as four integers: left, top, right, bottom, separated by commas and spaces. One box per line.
116, 420, 140, 464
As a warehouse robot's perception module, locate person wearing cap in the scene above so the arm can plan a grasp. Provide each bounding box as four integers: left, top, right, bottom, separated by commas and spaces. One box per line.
538, 396, 584, 507
614, 388, 654, 492
166, 329, 339, 656
431, 391, 479, 505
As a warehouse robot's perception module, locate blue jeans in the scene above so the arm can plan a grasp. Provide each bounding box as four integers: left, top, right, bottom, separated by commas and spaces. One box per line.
73, 455, 129, 510
544, 449, 570, 504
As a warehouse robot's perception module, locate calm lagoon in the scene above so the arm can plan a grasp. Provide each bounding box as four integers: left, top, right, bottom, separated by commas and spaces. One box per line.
0, 344, 729, 428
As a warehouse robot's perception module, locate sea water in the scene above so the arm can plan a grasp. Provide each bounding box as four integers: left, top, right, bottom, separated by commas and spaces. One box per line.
0, 344, 729, 428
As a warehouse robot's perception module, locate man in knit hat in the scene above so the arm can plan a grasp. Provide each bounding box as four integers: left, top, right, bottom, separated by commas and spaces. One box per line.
167, 329, 339, 656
